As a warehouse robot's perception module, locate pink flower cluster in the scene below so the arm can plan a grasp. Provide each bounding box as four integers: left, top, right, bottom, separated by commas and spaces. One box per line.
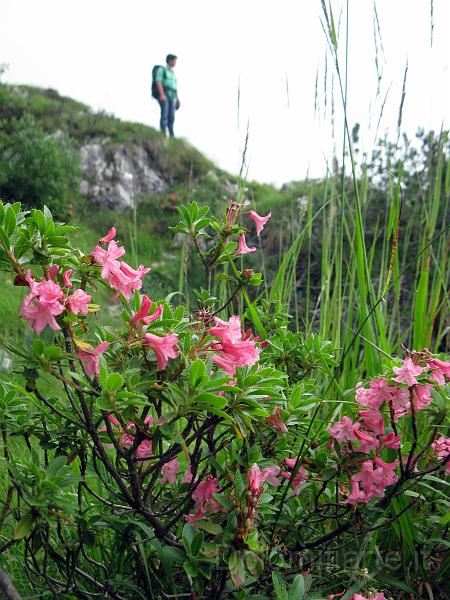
350, 594, 385, 600
100, 414, 154, 459
236, 210, 271, 255
247, 460, 308, 497
210, 315, 261, 376
93, 228, 149, 299
328, 354, 450, 504
347, 457, 398, 505
184, 475, 224, 523
143, 332, 180, 371
77, 341, 110, 376
432, 436, 450, 474
131, 295, 163, 326
21, 268, 92, 333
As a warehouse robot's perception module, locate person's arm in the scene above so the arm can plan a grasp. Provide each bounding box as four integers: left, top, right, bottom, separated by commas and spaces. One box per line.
155, 68, 166, 101
176, 94, 180, 110
156, 80, 166, 101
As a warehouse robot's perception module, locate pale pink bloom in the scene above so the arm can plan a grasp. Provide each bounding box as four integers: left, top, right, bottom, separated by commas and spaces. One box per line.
351, 593, 385, 600
389, 386, 411, 422
380, 432, 401, 449
184, 475, 223, 522
248, 463, 265, 493
412, 384, 433, 412
284, 457, 299, 469
161, 458, 179, 484
98, 413, 121, 431
266, 407, 288, 433
66, 289, 92, 315
209, 315, 242, 344
358, 408, 384, 436
99, 227, 117, 244
346, 458, 398, 505
63, 269, 73, 288
393, 357, 424, 387
120, 434, 153, 459
76, 341, 110, 376
93, 240, 126, 279
280, 466, 308, 495
354, 428, 380, 454
131, 295, 163, 325
356, 377, 391, 409
247, 210, 272, 236
427, 357, 450, 386
210, 315, 260, 377
21, 279, 64, 333
143, 333, 180, 371
181, 466, 194, 484
236, 234, 256, 255
328, 416, 360, 442
108, 262, 150, 299
261, 466, 281, 487
432, 436, 450, 474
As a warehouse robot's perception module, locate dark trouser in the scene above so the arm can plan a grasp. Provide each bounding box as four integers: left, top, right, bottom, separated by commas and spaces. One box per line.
159, 98, 176, 137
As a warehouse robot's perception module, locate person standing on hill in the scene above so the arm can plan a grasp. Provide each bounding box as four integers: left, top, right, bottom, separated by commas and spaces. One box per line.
155, 54, 180, 138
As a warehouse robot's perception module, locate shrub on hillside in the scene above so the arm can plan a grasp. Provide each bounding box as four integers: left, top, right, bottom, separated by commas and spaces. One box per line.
0, 113, 80, 217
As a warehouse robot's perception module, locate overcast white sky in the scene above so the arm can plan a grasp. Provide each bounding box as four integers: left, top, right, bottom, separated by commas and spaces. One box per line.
1, 0, 449, 185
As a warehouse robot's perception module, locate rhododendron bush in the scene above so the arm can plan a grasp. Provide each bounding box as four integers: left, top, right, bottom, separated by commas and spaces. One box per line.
0, 200, 448, 599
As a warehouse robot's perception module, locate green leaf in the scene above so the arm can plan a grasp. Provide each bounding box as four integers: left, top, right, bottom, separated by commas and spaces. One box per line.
195, 520, 223, 535
4, 206, 17, 236
43, 346, 63, 361
182, 522, 195, 554
195, 392, 227, 409
229, 551, 245, 589
375, 574, 415, 593
32, 209, 46, 234
189, 359, 206, 389
272, 572, 288, 600
13, 512, 36, 540
105, 372, 123, 393
46, 455, 67, 475
288, 574, 305, 600
245, 551, 264, 577
0, 225, 10, 250
190, 530, 204, 556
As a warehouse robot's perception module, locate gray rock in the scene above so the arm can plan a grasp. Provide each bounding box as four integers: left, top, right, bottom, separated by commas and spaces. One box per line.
79, 141, 169, 210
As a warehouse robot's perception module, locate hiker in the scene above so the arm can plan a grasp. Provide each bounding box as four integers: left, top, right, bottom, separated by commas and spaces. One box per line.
154, 54, 180, 138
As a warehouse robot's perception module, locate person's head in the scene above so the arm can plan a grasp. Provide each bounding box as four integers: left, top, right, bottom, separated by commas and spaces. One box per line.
166, 54, 177, 68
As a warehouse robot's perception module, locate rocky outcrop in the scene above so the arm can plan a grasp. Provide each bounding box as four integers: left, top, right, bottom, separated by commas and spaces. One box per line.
79, 142, 169, 210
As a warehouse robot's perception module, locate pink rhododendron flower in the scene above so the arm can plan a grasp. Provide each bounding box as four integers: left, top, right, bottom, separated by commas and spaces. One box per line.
76, 341, 110, 376
351, 594, 385, 600
143, 333, 180, 371
247, 210, 272, 236
248, 463, 266, 494
93, 240, 126, 279
261, 466, 281, 487
184, 475, 223, 523
380, 432, 401, 449
354, 428, 380, 454
63, 269, 73, 288
236, 234, 256, 255
108, 262, 150, 299
266, 407, 288, 433
181, 466, 195, 484
392, 357, 424, 387
21, 278, 65, 333
161, 458, 179, 484
427, 357, 450, 386
389, 386, 411, 422
210, 315, 260, 376
432, 436, 450, 474
99, 227, 117, 244
48, 265, 59, 279
328, 416, 360, 442
355, 377, 391, 409
131, 295, 164, 325
346, 457, 398, 505
412, 384, 433, 412
281, 465, 308, 495
358, 408, 384, 436
66, 289, 92, 315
